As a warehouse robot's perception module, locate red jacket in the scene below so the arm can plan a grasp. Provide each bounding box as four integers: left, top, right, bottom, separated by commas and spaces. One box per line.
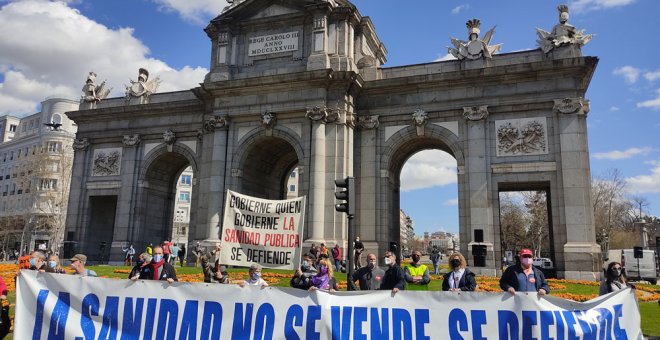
332, 247, 342, 260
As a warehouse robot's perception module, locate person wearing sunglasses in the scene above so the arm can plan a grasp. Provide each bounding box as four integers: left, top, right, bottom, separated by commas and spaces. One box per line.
599, 262, 633, 295
378, 251, 406, 294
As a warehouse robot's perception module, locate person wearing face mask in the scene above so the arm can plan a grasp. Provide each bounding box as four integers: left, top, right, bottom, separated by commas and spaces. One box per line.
129, 253, 152, 279
142, 246, 177, 283
69, 254, 97, 277
404, 250, 430, 290
309, 258, 338, 291
291, 254, 318, 290
45, 255, 66, 274
379, 251, 406, 294
442, 252, 476, 291
500, 248, 549, 295
241, 264, 269, 288
349, 253, 385, 291
599, 262, 633, 295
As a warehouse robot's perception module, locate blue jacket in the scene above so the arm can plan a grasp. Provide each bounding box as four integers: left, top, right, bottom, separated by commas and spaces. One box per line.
499, 264, 550, 293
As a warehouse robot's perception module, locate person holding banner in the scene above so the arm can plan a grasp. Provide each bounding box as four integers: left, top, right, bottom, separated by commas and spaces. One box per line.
70, 254, 97, 277
599, 262, 632, 296
290, 254, 318, 290
309, 258, 338, 291
241, 264, 268, 288
45, 254, 66, 274
404, 250, 430, 290
349, 253, 385, 291
379, 251, 406, 294
143, 246, 177, 283
499, 248, 549, 295
442, 252, 477, 291
129, 253, 151, 279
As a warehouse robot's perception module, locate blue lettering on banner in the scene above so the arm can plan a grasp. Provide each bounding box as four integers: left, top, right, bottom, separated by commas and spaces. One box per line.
143, 298, 158, 340
522, 310, 537, 340
179, 300, 199, 340
120, 297, 144, 340
576, 310, 598, 339
254, 303, 275, 340
371, 308, 389, 339
232, 303, 254, 340
553, 311, 566, 340
32, 289, 50, 340
284, 304, 303, 340
156, 299, 179, 339
448, 309, 468, 340
540, 310, 554, 340
331, 306, 351, 340
612, 304, 628, 340
392, 308, 412, 340
78, 293, 99, 340
98, 296, 119, 340
201, 301, 223, 340
306, 305, 321, 340
48, 292, 70, 340
414, 309, 430, 340
470, 310, 487, 340
498, 310, 519, 339
353, 307, 368, 340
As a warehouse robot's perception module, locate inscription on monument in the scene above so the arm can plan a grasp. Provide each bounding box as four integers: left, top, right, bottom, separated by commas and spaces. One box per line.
248, 31, 299, 56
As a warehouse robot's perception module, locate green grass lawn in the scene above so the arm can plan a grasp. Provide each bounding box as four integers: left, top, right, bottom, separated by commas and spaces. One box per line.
3, 265, 659, 338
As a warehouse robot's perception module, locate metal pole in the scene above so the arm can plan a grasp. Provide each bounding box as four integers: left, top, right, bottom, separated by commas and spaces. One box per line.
347, 215, 355, 290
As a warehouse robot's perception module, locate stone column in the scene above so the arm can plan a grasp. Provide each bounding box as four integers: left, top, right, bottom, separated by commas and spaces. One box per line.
306, 107, 327, 242
554, 98, 601, 280
66, 138, 90, 246
357, 115, 379, 246
116, 135, 141, 245
203, 115, 229, 241
463, 106, 496, 276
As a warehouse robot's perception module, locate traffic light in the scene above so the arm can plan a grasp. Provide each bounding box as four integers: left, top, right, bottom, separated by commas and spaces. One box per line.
335, 176, 355, 217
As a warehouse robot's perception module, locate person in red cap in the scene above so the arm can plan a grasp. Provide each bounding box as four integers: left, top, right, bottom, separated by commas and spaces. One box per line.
499, 248, 549, 295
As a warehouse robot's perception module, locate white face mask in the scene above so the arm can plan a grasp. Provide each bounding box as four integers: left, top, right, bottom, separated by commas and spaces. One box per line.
384, 257, 392, 265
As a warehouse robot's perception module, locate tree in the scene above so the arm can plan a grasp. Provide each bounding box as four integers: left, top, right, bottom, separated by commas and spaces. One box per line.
523, 191, 549, 258
499, 192, 528, 253
591, 169, 631, 253
19, 141, 74, 254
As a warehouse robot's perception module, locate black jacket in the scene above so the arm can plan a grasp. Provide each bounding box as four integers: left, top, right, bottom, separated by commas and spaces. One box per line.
499, 264, 549, 293
379, 265, 406, 291
140, 261, 178, 281
442, 268, 477, 291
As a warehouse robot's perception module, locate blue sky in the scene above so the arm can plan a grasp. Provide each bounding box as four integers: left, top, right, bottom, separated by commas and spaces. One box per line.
0, 0, 658, 236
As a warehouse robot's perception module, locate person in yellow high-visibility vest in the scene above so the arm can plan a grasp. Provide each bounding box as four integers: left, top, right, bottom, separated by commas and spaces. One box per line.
404, 250, 430, 290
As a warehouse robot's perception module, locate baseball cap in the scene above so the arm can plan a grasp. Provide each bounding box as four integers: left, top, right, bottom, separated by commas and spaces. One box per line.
70, 254, 87, 263
519, 248, 533, 257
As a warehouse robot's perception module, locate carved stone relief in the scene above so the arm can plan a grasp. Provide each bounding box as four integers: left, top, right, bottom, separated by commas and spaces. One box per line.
72, 138, 89, 151
463, 106, 489, 121
412, 108, 428, 136
92, 148, 122, 176
204, 115, 229, 132
305, 106, 327, 122
358, 115, 379, 130
122, 134, 141, 147
496, 118, 548, 157
553, 97, 589, 115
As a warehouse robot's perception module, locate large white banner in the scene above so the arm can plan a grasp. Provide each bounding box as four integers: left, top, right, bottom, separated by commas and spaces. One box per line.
16, 271, 643, 339
221, 190, 305, 270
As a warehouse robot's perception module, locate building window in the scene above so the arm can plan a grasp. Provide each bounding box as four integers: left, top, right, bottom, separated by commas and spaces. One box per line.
9, 125, 16, 132
47, 142, 62, 152
289, 185, 296, 192
39, 179, 57, 190
180, 175, 192, 186
290, 171, 296, 178
179, 191, 190, 202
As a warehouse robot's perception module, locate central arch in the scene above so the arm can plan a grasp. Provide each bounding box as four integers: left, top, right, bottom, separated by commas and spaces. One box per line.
381, 125, 465, 256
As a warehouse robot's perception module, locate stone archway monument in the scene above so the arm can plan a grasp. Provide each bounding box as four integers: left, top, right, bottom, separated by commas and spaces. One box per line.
66, 1, 600, 279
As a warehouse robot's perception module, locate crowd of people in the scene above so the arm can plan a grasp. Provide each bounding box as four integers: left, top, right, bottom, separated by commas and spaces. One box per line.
0, 241, 652, 339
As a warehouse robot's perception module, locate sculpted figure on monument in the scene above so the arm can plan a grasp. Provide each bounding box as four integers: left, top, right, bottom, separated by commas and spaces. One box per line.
449, 19, 502, 60
125, 68, 161, 104
536, 5, 592, 53
81, 72, 111, 107
262, 111, 276, 129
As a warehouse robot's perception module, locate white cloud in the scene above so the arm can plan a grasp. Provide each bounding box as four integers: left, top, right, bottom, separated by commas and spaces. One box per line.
451, 4, 470, 15
444, 198, 459, 206
150, 0, 229, 24
0, 0, 208, 116
435, 53, 457, 62
571, 0, 636, 13
400, 150, 457, 192
593, 147, 652, 160
644, 70, 660, 82
637, 89, 660, 110
609, 106, 620, 111
613, 66, 641, 84
627, 165, 660, 194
